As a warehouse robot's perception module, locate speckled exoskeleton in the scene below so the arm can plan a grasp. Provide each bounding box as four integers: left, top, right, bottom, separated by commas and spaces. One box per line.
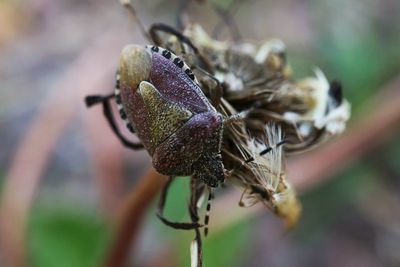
84, 41, 245, 235
115, 44, 225, 188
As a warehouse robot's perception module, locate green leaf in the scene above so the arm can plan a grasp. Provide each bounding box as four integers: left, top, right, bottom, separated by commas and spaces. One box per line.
294, 161, 378, 241
28, 206, 110, 267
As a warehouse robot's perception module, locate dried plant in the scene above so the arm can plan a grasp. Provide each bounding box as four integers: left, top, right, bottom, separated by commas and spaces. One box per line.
149, 20, 350, 219
3, 2, 400, 267
83, 1, 351, 266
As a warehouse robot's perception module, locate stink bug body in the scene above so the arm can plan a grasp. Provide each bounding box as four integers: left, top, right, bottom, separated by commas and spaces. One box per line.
115, 45, 225, 188
84, 3, 296, 266
84, 43, 231, 235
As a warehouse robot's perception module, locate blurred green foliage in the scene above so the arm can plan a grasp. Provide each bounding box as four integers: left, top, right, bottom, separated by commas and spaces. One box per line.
385, 138, 400, 175
295, 161, 379, 241
28, 206, 110, 267
317, 32, 400, 109
156, 178, 252, 267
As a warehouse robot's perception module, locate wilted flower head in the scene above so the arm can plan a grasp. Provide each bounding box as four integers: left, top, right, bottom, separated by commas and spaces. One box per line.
230, 123, 302, 228
283, 68, 351, 137
132, 21, 350, 229
152, 23, 349, 228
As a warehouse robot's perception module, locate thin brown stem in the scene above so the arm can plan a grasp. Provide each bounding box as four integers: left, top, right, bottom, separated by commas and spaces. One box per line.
103, 168, 166, 267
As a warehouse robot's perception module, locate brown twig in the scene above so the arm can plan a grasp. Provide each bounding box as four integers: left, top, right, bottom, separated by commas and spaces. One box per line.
103, 168, 166, 267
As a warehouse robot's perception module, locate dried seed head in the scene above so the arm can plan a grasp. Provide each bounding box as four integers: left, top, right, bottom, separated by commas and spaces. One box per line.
270, 180, 302, 229
234, 124, 302, 227
115, 17, 350, 229
282, 69, 351, 136
246, 124, 284, 191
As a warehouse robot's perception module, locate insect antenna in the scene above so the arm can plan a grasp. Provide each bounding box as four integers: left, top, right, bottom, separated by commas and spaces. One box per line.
203, 188, 214, 236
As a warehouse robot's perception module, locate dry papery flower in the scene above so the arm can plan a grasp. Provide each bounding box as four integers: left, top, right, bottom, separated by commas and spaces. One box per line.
152, 22, 350, 223
108, 2, 351, 266
144, 21, 350, 266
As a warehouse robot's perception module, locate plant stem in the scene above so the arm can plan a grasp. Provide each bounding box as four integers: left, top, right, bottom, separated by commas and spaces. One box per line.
103, 168, 166, 267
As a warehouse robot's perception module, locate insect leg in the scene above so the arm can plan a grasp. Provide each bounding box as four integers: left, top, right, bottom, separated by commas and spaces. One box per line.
85, 93, 114, 107
149, 23, 214, 72
149, 23, 198, 53
84, 94, 144, 150
189, 178, 205, 267
203, 189, 214, 236
156, 177, 202, 230
120, 0, 193, 55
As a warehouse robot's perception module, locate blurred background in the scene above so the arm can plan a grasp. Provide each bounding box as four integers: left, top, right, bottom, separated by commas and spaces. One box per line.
0, 0, 400, 267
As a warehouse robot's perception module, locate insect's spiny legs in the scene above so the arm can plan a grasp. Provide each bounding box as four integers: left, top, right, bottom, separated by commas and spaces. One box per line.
204, 189, 214, 237
156, 176, 202, 230
189, 178, 204, 267
84, 92, 144, 150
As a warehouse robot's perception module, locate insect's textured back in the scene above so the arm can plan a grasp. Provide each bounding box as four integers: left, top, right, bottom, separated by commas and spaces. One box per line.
149, 52, 213, 114
119, 46, 217, 155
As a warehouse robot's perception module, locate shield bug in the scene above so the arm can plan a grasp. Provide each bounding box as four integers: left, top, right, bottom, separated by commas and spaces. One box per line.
84, 1, 314, 266
84, 2, 246, 243
116, 44, 225, 188
85, 43, 235, 239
